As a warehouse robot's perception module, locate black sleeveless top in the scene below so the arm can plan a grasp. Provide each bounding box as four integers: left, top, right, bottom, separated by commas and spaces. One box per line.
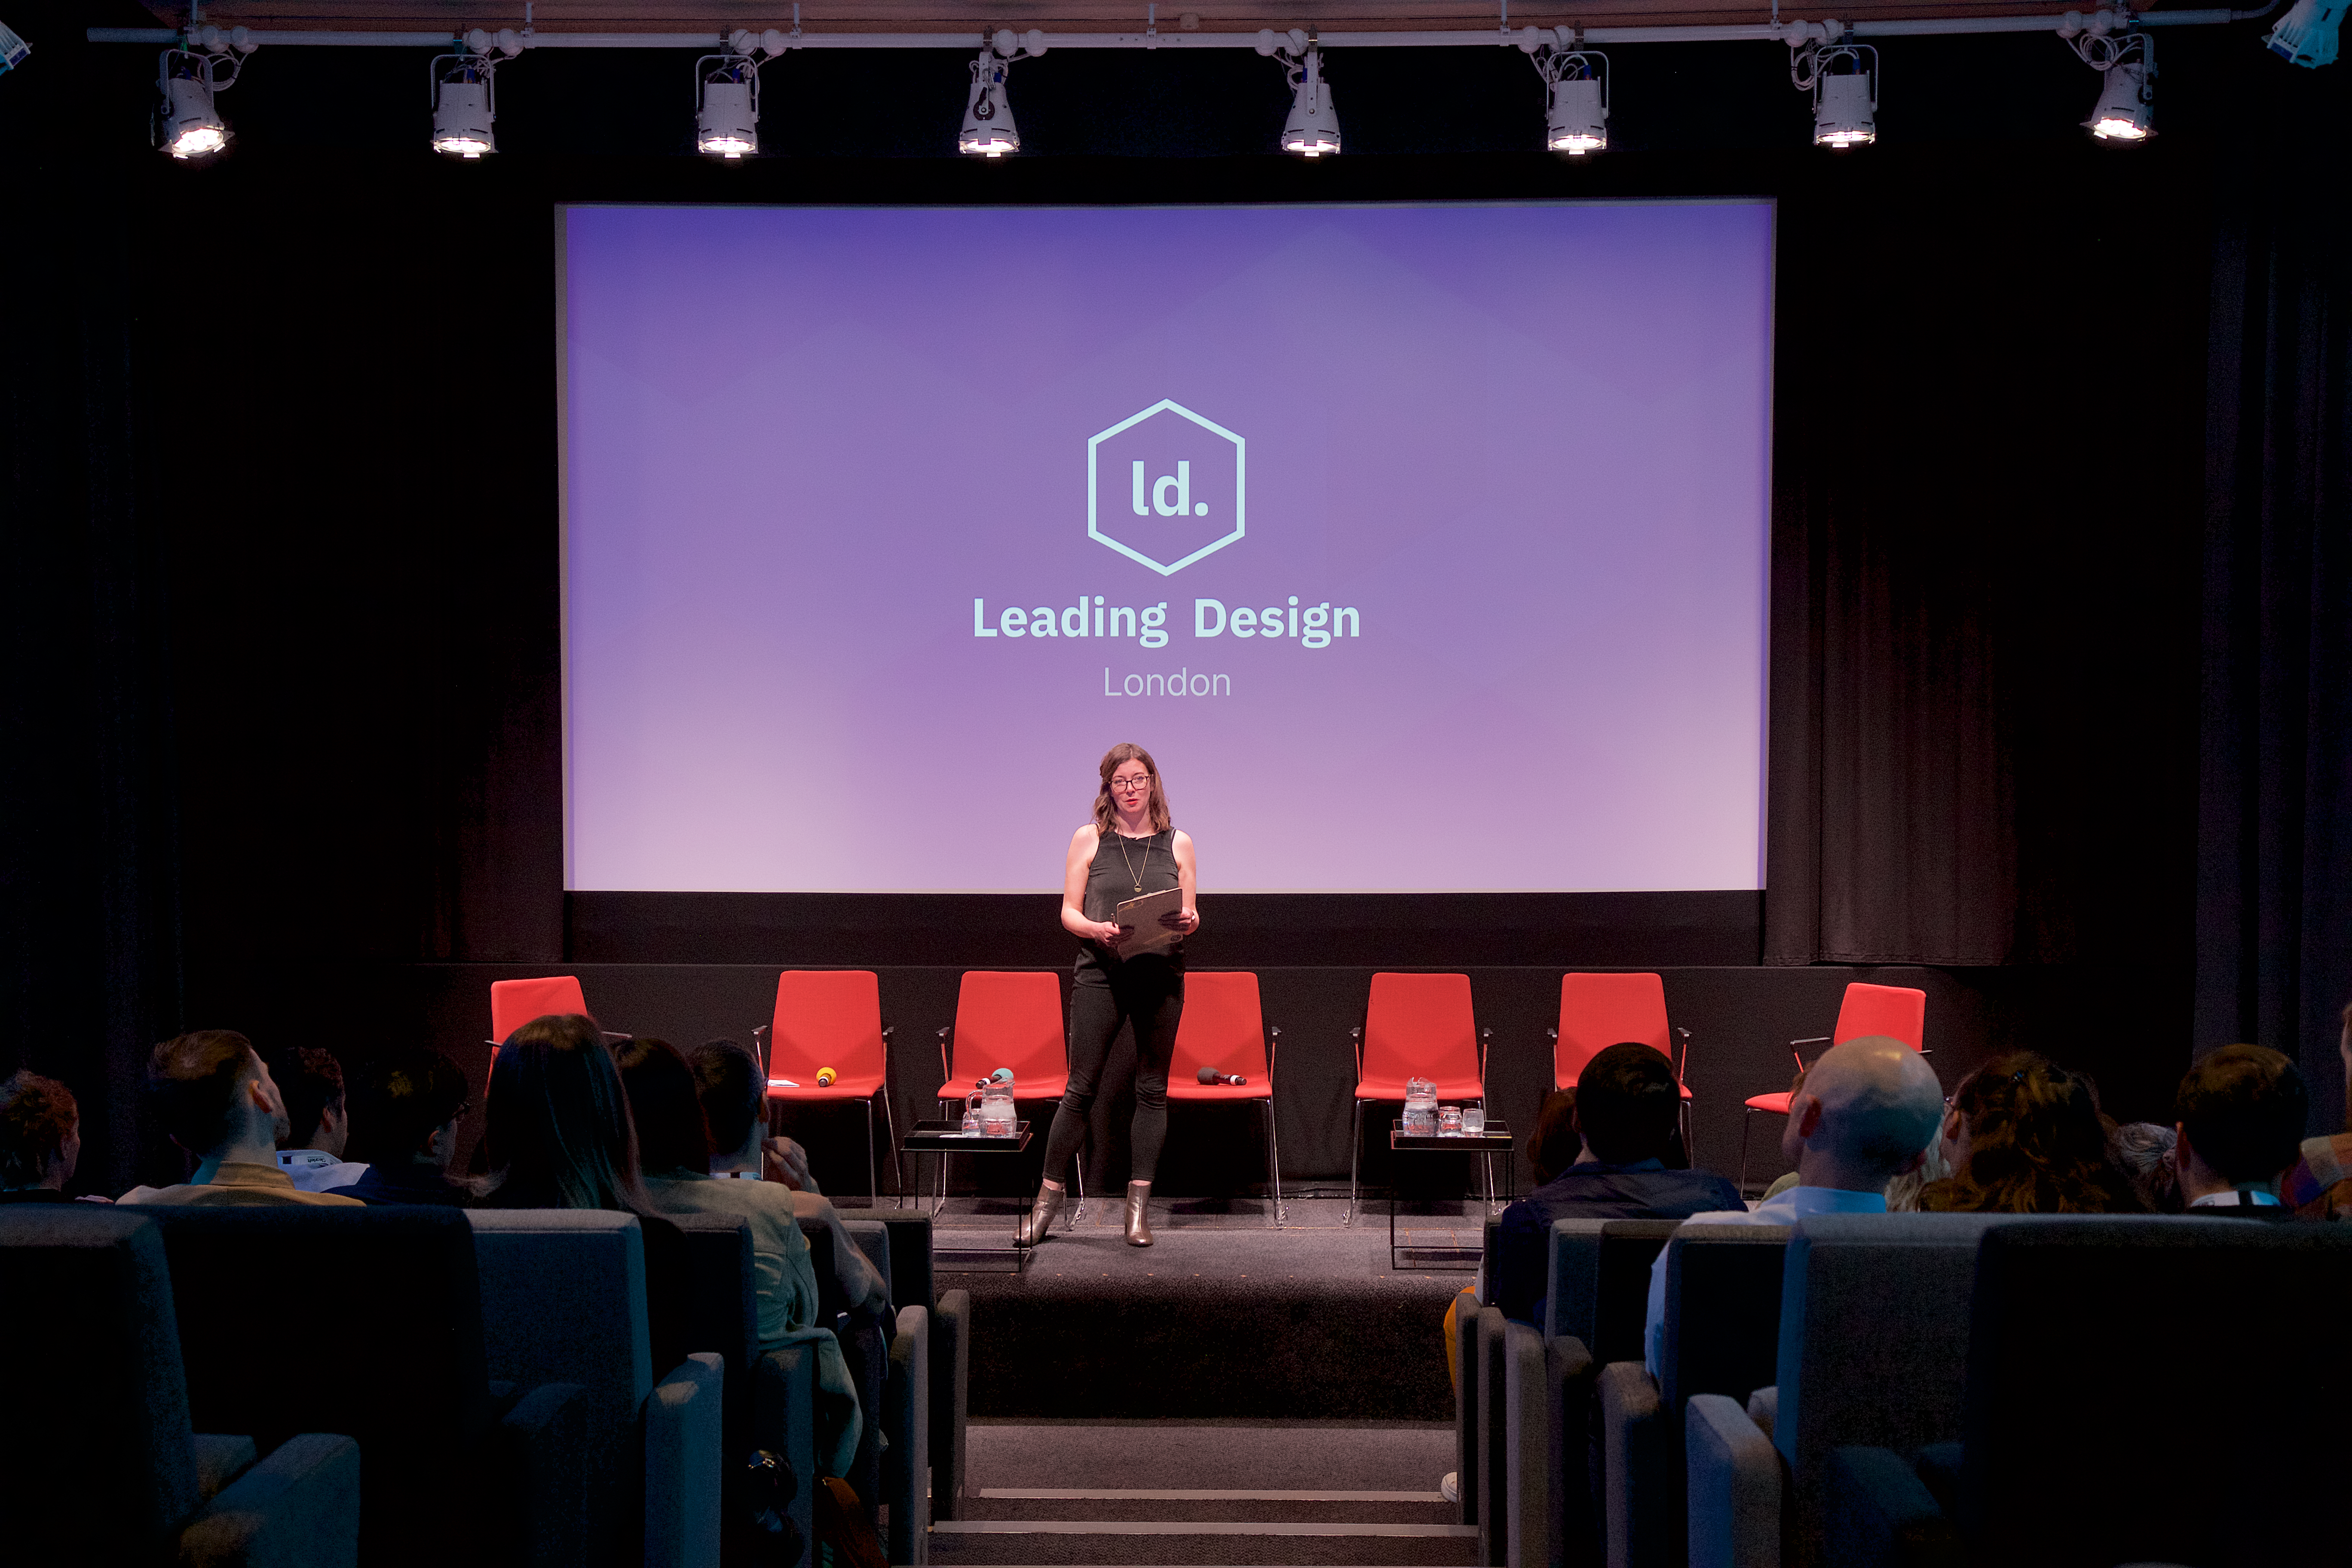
1076, 828, 1183, 973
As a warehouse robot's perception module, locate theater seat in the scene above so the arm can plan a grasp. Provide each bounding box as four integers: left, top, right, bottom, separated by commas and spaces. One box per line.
0, 1207, 362, 1568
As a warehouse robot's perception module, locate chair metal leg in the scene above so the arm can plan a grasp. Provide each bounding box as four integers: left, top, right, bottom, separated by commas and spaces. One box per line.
1681, 1098, 1696, 1173
1263, 1099, 1287, 1228
1347, 1100, 1364, 1228
881, 1090, 904, 1205
1738, 1108, 1755, 1195
1070, 1152, 1085, 1229
864, 1100, 879, 1211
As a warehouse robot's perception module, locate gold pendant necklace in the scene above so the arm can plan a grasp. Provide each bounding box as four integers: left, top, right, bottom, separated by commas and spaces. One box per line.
1116, 827, 1150, 893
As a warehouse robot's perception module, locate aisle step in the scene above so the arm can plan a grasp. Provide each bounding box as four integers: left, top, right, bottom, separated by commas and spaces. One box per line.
937, 1523, 1475, 1537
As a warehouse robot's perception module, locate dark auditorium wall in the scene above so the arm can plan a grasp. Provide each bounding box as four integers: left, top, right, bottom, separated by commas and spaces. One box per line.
6, 1, 2352, 1193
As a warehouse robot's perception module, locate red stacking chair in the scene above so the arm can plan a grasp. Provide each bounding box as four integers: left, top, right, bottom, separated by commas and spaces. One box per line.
1348, 972, 1487, 1225
1167, 971, 1285, 1227
487, 975, 627, 1058
934, 972, 1081, 1219
1550, 971, 1696, 1162
754, 970, 901, 1204
1738, 981, 1928, 1191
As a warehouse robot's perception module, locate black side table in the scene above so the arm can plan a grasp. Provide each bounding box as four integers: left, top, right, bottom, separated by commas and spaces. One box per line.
903, 1119, 1033, 1272
1386, 1118, 1516, 1270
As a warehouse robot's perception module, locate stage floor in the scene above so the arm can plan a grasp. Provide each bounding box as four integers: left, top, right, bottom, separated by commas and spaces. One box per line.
925, 1200, 1477, 1423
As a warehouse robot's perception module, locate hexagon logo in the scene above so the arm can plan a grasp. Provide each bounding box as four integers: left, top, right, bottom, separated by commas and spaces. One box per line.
1087, 400, 1246, 576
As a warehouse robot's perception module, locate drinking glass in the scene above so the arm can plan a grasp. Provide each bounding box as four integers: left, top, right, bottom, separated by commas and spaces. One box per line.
1438, 1106, 1464, 1135
1461, 1106, 1486, 1136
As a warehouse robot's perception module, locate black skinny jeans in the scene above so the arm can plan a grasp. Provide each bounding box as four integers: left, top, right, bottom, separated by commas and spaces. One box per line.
1042, 956, 1184, 1187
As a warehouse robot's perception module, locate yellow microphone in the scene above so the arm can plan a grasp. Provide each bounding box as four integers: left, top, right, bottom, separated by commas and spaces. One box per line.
815, 1066, 837, 1087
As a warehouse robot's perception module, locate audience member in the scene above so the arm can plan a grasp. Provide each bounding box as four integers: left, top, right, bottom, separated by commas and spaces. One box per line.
2173, 1043, 2306, 1217
1917, 1053, 2145, 1214
0, 1070, 88, 1203
471, 1014, 692, 1370
120, 1031, 363, 1207
2282, 1001, 2352, 1221
618, 1037, 870, 1479
269, 1046, 369, 1193
2111, 1121, 2181, 1213
325, 1047, 473, 1206
1643, 1035, 1942, 1375
1490, 1045, 1742, 1325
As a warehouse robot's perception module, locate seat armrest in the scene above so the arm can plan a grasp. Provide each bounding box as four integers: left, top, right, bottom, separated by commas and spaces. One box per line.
931, 1289, 971, 1520
645, 1353, 726, 1568
188, 1433, 259, 1504
1502, 1321, 1549, 1568
755, 1344, 819, 1567
885, 1305, 933, 1565
1819, 1447, 1959, 1568
1598, 1361, 1666, 1568
1546, 1337, 1598, 1568
177, 1432, 362, 1568
1745, 1386, 1778, 1443
1452, 1286, 1482, 1525
493, 1380, 593, 1568
1686, 1394, 1780, 1568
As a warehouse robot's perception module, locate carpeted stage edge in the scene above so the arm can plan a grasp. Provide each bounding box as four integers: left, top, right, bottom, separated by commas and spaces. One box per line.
951, 1201, 1466, 1421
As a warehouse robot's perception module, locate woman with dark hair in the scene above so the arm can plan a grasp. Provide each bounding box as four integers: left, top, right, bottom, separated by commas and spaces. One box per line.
1027, 742, 1200, 1248
474, 1014, 692, 1372
616, 1037, 867, 1479
1918, 1051, 2146, 1214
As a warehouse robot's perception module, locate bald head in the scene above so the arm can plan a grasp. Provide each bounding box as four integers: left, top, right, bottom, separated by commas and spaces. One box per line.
1786, 1035, 1945, 1190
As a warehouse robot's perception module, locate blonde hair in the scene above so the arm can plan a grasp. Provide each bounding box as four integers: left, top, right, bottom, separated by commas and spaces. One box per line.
1092, 743, 1172, 835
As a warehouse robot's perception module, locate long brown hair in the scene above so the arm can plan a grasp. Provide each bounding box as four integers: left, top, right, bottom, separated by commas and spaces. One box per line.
476, 1013, 657, 1214
1918, 1051, 2145, 1215
1092, 742, 1172, 835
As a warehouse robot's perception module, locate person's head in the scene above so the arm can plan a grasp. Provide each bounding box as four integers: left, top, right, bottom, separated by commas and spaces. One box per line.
480, 1014, 650, 1211
1917, 1053, 2144, 1214
1782, 1035, 1945, 1193
1093, 743, 1171, 833
1528, 1089, 1583, 1185
2174, 1044, 2308, 1194
344, 1048, 472, 1172
1572, 1043, 1683, 1165
2110, 1121, 2180, 1213
146, 1031, 287, 1161
614, 1038, 714, 1178
686, 1038, 766, 1166
0, 1071, 80, 1191
269, 1047, 348, 1157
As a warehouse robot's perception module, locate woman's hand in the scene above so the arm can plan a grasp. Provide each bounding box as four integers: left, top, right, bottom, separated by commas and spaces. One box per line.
1161, 906, 1199, 934
1090, 919, 1129, 945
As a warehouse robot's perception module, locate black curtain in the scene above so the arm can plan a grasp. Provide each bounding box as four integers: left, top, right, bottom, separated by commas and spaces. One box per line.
2196, 57, 2352, 1136
1763, 146, 2211, 969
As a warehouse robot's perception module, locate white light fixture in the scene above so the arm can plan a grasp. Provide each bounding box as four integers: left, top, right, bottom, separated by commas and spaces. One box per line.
430, 32, 518, 159
2061, 15, 2153, 144
1, 18, 31, 76
1282, 43, 1341, 156
2266, 0, 2346, 67
157, 31, 252, 160
1519, 30, 1609, 155
696, 53, 760, 157
960, 32, 1044, 158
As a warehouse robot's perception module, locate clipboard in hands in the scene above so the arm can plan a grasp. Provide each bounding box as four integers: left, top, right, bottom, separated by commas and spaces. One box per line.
1112, 887, 1185, 957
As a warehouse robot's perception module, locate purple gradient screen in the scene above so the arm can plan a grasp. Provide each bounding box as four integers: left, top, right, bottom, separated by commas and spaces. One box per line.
563, 202, 1772, 893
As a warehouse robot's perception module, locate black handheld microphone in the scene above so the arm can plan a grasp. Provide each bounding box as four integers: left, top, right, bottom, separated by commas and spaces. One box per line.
1196, 1068, 1246, 1087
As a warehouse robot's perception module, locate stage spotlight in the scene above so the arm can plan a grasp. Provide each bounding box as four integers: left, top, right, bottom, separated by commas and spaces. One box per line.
2266, 0, 2346, 67
1519, 30, 1608, 155
959, 34, 1037, 158
1792, 29, 1877, 149
1253, 31, 1339, 156
2061, 15, 2153, 142
156, 30, 252, 160
1, 18, 31, 75
430, 31, 521, 159
696, 51, 760, 157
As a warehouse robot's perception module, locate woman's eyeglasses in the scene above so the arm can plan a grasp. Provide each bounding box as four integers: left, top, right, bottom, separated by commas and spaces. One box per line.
1111, 778, 1152, 794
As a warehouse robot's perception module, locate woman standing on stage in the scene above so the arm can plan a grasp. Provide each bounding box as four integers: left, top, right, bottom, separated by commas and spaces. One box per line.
1023, 742, 1199, 1248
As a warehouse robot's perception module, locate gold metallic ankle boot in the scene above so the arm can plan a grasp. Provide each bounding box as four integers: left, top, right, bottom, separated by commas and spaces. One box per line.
1018, 1182, 1066, 1247
1124, 1181, 1154, 1246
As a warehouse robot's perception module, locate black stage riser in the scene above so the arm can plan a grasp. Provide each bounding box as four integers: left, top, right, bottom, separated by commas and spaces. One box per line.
177, 960, 2179, 1197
